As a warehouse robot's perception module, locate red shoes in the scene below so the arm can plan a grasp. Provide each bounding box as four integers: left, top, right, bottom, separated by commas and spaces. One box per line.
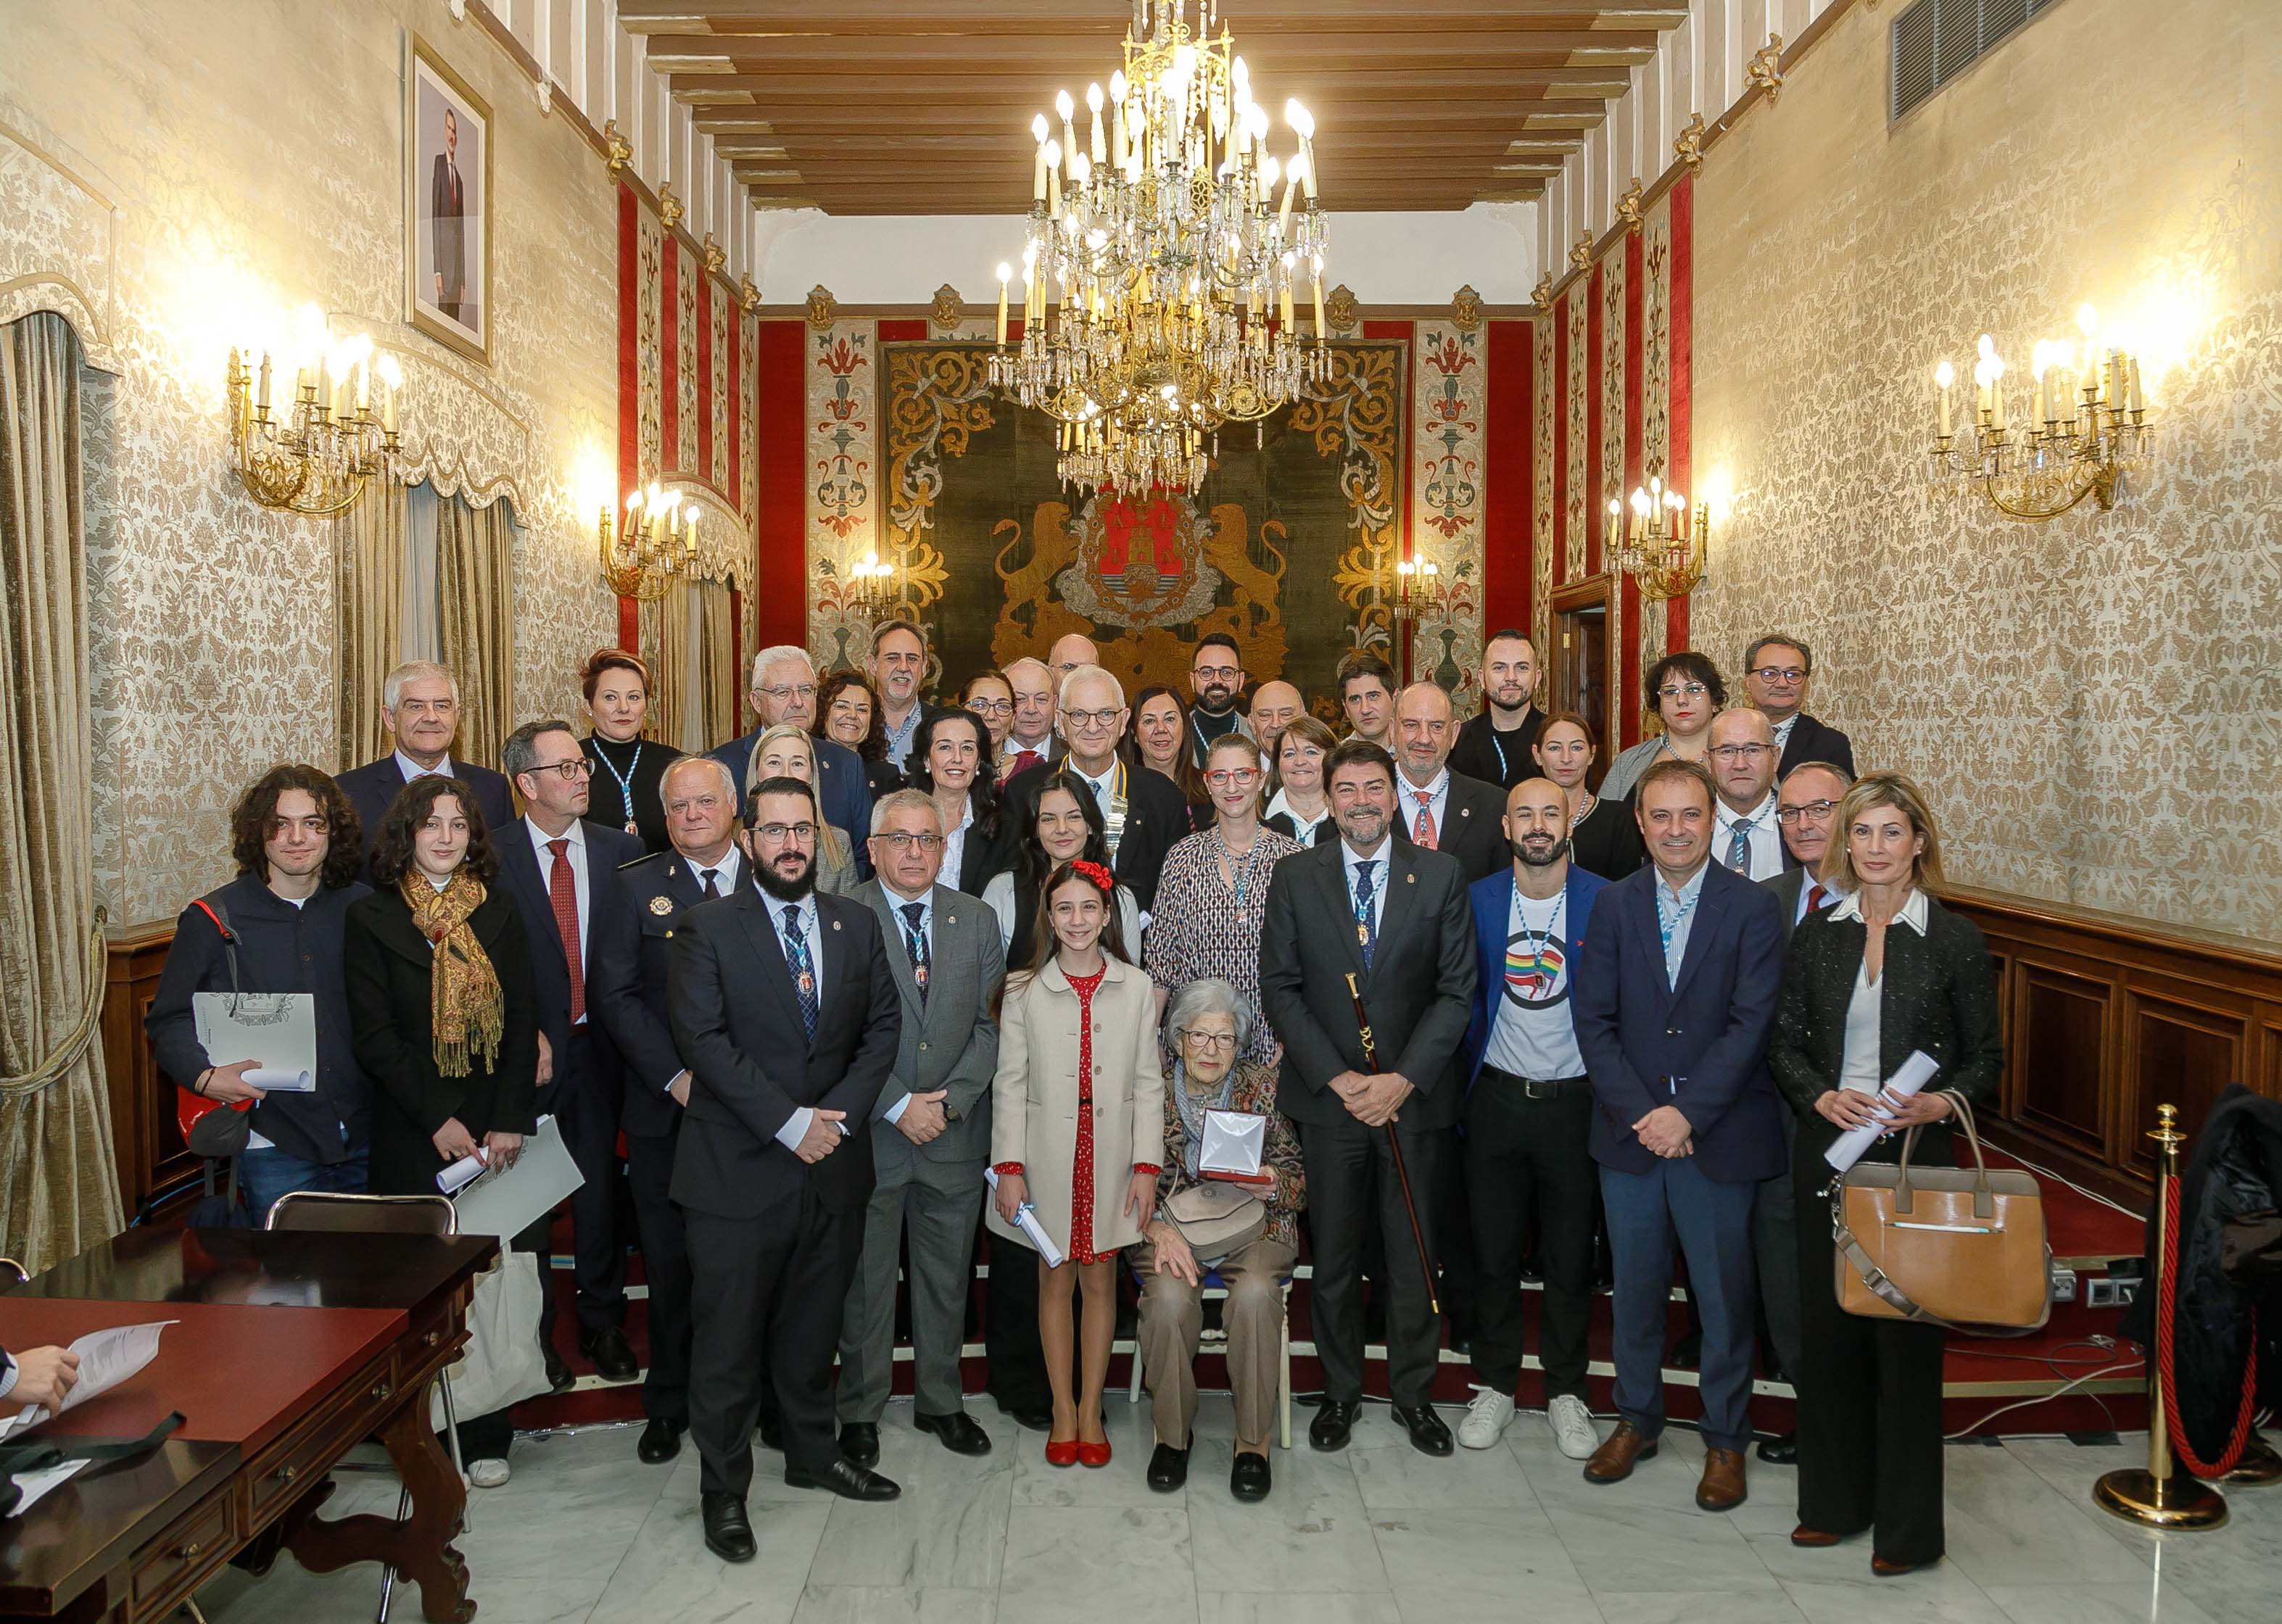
1075, 1439, 1112, 1469
1045, 1438, 1080, 1467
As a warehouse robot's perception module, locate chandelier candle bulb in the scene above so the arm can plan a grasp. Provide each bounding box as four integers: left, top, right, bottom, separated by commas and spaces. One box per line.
1088, 83, 1106, 163
996, 264, 1010, 346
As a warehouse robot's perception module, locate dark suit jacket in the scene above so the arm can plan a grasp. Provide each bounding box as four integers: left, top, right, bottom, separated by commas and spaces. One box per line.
430, 154, 466, 297
1777, 712, 1857, 781
1766, 896, 2001, 1144
708, 728, 872, 858
1762, 866, 1844, 939
489, 820, 642, 1112
336, 755, 516, 879
1259, 838, 1479, 1132
1449, 706, 1547, 792
1001, 758, 1188, 914
344, 883, 540, 1196
1572, 859, 1787, 1182
1463, 863, 1608, 1087
591, 845, 719, 1139
948, 813, 1016, 896
667, 887, 901, 1217
1310, 769, 1509, 884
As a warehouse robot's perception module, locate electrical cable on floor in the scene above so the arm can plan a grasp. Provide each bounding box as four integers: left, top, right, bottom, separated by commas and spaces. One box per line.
1944, 1342, 2143, 1441
1993, 1143, 2143, 1222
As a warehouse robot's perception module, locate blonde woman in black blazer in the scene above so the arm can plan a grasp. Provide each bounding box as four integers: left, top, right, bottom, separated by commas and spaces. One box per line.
1767, 772, 2001, 1577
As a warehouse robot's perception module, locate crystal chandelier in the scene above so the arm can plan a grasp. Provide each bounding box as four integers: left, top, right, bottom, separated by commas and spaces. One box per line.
988, 0, 1331, 497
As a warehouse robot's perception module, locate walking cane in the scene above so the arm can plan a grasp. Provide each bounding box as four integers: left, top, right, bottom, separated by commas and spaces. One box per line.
1345, 972, 1440, 1316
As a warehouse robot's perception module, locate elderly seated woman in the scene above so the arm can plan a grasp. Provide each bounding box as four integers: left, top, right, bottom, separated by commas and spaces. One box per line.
1130, 977, 1305, 1504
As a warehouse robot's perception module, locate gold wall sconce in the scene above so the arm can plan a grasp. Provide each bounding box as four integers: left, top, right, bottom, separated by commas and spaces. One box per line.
600, 483, 698, 600
1608, 471, 1708, 601
226, 307, 401, 517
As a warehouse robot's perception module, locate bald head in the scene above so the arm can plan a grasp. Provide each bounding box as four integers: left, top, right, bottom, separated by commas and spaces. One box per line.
1708, 708, 1777, 813
1249, 679, 1303, 756
1048, 634, 1100, 681
1502, 774, 1571, 878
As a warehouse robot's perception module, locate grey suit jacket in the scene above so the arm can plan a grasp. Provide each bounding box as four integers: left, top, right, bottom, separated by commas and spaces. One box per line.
854, 877, 1006, 1172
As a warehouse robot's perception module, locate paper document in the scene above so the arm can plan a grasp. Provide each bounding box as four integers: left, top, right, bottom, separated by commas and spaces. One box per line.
0, 1320, 175, 1444
1, 1458, 88, 1517
436, 1146, 490, 1195
1823, 1049, 1943, 1174
450, 1115, 584, 1240
984, 1167, 1066, 1268
194, 990, 317, 1092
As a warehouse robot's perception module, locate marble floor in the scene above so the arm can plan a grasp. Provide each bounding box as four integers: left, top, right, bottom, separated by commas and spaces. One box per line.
197, 1400, 2278, 1624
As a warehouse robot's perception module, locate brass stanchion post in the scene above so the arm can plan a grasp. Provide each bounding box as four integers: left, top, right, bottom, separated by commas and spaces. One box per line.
2093, 1104, 2229, 1529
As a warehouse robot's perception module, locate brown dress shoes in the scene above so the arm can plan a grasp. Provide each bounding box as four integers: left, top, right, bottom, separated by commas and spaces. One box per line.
1581, 1420, 1658, 1483
1695, 1446, 1748, 1511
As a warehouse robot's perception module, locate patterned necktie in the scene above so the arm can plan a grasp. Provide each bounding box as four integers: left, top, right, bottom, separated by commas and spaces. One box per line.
1352, 858, 1379, 972
1727, 817, 1753, 873
698, 866, 721, 900
780, 903, 818, 1040
546, 837, 584, 1022
1410, 792, 1437, 850
899, 900, 930, 1006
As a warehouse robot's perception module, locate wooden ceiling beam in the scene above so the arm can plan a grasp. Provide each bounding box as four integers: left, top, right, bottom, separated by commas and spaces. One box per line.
619, 0, 1684, 31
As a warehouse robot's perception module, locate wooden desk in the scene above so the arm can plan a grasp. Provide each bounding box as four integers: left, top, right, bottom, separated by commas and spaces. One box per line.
2, 1230, 496, 1624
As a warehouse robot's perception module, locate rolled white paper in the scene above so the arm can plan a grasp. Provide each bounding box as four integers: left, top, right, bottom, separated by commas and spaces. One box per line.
244, 1067, 314, 1093
984, 1167, 1066, 1267
437, 1146, 490, 1195
1823, 1049, 1942, 1174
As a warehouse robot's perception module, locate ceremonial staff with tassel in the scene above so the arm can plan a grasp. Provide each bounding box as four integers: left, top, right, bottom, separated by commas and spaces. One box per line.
1258, 737, 1478, 1457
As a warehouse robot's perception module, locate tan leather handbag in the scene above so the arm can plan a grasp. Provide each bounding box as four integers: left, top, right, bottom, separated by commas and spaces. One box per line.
1161, 1180, 1268, 1257
1832, 1091, 2051, 1333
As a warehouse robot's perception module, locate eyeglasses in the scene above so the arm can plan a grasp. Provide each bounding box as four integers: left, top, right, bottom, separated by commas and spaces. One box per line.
1194, 665, 1241, 683
757, 682, 819, 703
1707, 743, 1772, 762
752, 821, 818, 844
1206, 768, 1261, 788
873, 832, 944, 853
967, 697, 1014, 717
1748, 666, 1807, 684
1776, 800, 1839, 825
1064, 707, 1123, 729
529, 758, 596, 782
1180, 1030, 1238, 1051
1657, 682, 1711, 700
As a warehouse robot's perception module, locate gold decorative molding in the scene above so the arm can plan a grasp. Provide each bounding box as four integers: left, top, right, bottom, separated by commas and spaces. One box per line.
1748, 34, 1785, 106
1531, 273, 1555, 314
657, 180, 684, 228
1674, 112, 1708, 173
806, 284, 838, 328
1568, 231, 1593, 273
603, 118, 632, 175
739, 275, 760, 313
1450, 285, 1483, 332
1325, 283, 1360, 335
930, 282, 963, 332
702, 233, 726, 275
1616, 177, 1645, 234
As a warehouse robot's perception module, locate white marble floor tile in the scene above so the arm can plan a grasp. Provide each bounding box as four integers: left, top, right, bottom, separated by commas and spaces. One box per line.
804, 1449, 1014, 1590
788, 1584, 998, 1624
1980, 1578, 2222, 1624
1348, 1428, 1539, 1510
996, 1506, 1198, 1624
587, 1491, 830, 1624
1603, 1591, 1811, 1624
1370, 1504, 1603, 1624
1778, 1562, 2014, 1624
1198, 1591, 1404, 1624
1539, 1495, 1782, 1594
1009, 1398, 1173, 1508
1183, 1438, 1389, 1595
1940, 1445, 2154, 1587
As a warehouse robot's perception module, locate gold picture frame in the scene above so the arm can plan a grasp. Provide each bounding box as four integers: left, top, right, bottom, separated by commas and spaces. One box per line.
404, 33, 492, 365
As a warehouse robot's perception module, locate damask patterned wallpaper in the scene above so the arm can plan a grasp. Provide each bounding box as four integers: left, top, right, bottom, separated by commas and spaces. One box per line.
1691, 1, 2282, 942
1, 0, 621, 929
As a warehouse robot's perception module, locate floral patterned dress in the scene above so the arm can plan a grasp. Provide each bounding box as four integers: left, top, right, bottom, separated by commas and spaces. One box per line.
1143, 826, 1304, 1063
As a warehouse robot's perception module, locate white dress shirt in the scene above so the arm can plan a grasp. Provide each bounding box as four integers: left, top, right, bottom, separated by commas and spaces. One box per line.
939, 798, 977, 889
1770, 713, 1800, 757
1831, 888, 1929, 1095
1654, 859, 1709, 990
527, 815, 592, 1026
395, 747, 455, 782
687, 845, 742, 900
768, 890, 846, 1151
1342, 836, 1393, 936
1396, 768, 1451, 847
1713, 791, 1785, 882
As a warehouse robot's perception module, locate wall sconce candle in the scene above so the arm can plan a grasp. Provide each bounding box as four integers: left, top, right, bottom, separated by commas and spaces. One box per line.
1607, 469, 1707, 601
598, 483, 700, 600
226, 315, 400, 517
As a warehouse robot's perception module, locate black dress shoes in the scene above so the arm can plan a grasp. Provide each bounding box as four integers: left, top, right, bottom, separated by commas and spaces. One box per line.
1392, 1404, 1454, 1457
1756, 1432, 1798, 1465
700, 1494, 756, 1563
785, 1459, 902, 1501
637, 1418, 685, 1464
542, 1341, 574, 1394
915, 1410, 993, 1457
1230, 1450, 1272, 1502
838, 1421, 880, 1468
1310, 1399, 1362, 1451
1001, 1399, 1054, 1432
579, 1327, 640, 1383
1146, 1441, 1190, 1491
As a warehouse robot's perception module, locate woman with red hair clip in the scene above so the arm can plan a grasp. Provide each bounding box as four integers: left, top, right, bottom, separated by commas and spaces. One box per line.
987, 858, 1165, 1467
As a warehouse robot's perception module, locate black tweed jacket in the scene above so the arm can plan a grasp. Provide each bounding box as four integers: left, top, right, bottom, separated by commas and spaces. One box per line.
1766, 892, 2003, 1152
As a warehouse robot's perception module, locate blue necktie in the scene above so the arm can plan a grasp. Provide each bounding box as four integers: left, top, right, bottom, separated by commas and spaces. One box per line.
899, 900, 930, 1006
1727, 817, 1753, 874
1352, 858, 1378, 972
780, 903, 818, 1040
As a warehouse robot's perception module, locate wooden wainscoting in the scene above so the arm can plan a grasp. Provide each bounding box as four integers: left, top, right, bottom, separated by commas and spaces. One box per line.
1948, 886, 2282, 1199
100, 920, 195, 1217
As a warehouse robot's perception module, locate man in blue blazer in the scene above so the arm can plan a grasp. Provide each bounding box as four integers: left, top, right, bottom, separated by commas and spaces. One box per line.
495, 719, 644, 1386
1571, 757, 1785, 1512
1454, 778, 1610, 1462
708, 645, 872, 863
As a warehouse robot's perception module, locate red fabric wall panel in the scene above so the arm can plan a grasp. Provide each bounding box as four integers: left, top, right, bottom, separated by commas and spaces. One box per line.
1483, 319, 1531, 637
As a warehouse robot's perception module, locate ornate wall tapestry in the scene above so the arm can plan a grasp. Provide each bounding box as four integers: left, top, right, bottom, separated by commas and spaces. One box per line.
861, 337, 1408, 711
1410, 321, 1487, 702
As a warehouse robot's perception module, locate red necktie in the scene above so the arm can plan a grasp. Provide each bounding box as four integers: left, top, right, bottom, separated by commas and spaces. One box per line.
1010, 748, 1041, 778
1410, 792, 1437, 850
1806, 882, 1828, 912
548, 837, 585, 1022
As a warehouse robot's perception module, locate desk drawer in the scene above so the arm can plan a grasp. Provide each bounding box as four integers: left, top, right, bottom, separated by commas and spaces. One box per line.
245, 1348, 402, 1527
131, 1486, 235, 1618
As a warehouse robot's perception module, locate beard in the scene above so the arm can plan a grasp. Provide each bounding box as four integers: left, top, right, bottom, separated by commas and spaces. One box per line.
754, 848, 817, 902
1196, 683, 1234, 713
1510, 833, 1570, 868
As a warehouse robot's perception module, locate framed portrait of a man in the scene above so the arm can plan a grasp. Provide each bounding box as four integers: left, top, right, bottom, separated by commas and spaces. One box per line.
405, 36, 490, 364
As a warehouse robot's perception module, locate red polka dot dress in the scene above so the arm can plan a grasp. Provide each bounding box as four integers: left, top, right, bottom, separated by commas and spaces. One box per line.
1064, 965, 1108, 1264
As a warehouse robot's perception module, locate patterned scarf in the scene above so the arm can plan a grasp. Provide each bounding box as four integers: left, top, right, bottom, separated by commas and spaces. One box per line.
400, 870, 504, 1078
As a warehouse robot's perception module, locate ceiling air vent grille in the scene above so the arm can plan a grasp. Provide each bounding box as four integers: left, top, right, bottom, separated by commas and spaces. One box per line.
1891, 0, 2057, 123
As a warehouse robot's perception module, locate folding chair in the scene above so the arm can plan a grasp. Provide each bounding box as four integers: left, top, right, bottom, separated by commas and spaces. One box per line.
1126, 1265, 1294, 1451
265, 1192, 466, 1622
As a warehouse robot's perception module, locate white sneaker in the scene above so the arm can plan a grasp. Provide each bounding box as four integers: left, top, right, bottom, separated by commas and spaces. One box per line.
1547, 1394, 1600, 1460
468, 1457, 511, 1489
1456, 1385, 1516, 1449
